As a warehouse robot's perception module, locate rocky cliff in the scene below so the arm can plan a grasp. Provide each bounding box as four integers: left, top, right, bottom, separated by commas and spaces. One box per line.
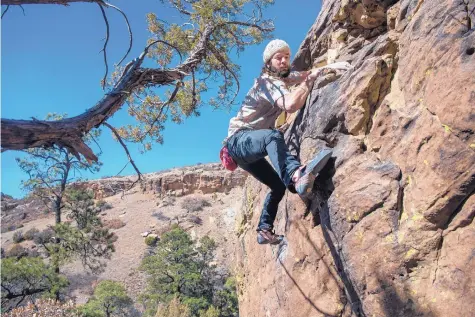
75, 163, 247, 199
2, 164, 247, 232
236, 1, 475, 316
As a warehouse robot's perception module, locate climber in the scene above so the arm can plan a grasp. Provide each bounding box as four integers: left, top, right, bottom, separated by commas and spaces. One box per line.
220, 39, 352, 245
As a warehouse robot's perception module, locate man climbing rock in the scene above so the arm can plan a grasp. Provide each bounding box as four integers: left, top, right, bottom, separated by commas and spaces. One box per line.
221, 39, 351, 245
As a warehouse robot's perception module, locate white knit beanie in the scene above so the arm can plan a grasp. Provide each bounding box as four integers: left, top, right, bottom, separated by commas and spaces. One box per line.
263, 39, 291, 63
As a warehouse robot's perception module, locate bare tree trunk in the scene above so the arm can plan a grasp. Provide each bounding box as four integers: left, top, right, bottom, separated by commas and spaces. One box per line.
53, 195, 61, 276
54, 199, 61, 224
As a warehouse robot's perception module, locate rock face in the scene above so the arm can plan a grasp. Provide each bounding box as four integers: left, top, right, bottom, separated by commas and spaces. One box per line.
75, 163, 247, 199
2, 164, 247, 232
1, 193, 48, 232
236, 1, 475, 316
140, 163, 247, 197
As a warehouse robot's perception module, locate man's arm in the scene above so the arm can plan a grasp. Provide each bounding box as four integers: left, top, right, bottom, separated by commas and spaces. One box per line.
276, 62, 353, 113
284, 71, 310, 85
275, 69, 320, 113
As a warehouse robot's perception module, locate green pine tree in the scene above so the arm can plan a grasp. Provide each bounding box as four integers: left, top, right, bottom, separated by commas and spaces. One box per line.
79, 280, 133, 317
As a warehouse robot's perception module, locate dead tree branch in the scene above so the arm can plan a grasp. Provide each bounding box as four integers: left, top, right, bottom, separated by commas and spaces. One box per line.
102, 1, 133, 66
1, 5, 10, 18
103, 122, 142, 181
3, 0, 133, 90
98, 2, 110, 90
2, 11, 273, 160
208, 45, 240, 105
1, 63, 183, 162
1, 24, 216, 161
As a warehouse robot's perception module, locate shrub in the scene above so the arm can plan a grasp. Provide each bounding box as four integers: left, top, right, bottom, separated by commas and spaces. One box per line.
199, 305, 220, 317
181, 196, 211, 213
188, 215, 203, 225
6, 224, 25, 232
155, 224, 174, 237
33, 228, 55, 245
104, 218, 126, 230
24, 227, 40, 240
28, 249, 41, 258
96, 199, 113, 211
153, 211, 171, 221
154, 297, 191, 317
214, 277, 239, 317
1, 259, 69, 313
6, 244, 29, 259
110, 233, 119, 243
145, 235, 158, 247
7, 225, 17, 232
66, 189, 102, 230
12, 230, 24, 243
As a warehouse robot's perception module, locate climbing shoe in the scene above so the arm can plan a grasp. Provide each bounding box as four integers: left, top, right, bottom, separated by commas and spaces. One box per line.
294, 148, 333, 196
257, 229, 284, 245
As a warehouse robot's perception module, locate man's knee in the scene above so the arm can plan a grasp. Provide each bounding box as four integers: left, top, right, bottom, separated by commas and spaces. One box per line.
265, 129, 284, 144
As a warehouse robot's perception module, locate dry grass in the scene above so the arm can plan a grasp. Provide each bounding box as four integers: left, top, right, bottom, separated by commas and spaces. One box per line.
103, 218, 126, 230
152, 211, 171, 221
4, 299, 79, 317
5, 244, 29, 259
188, 215, 203, 225
96, 199, 113, 211
181, 196, 211, 213
155, 224, 175, 237
12, 231, 24, 244
24, 228, 39, 241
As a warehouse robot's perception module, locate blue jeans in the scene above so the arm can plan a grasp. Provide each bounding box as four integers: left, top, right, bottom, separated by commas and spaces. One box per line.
226, 129, 301, 231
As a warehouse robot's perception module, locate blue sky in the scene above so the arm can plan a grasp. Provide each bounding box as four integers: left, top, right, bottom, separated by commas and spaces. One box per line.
1, 0, 322, 198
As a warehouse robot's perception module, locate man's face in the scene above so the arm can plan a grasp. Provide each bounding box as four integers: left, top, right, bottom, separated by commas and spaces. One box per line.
269, 48, 291, 77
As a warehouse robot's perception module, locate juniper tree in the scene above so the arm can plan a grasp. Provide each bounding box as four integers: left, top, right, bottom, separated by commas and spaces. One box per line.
1, 256, 69, 311
79, 280, 133, 317
2, 0, 275, 168
139, 225, 218, 316
65, 188, 102, 231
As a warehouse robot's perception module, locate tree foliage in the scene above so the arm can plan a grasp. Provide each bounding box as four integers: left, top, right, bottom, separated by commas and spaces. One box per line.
213, 277, 239, 317
155, 297, 191, 317
15, 119, 114, 274
1, 0, 275, 161
1, 257, 69, 311
198, 305, 220, 317
78, 280, 133, 317
65, 189, 102, 230
115, 0, 274, 153
36, 222, 115, 274
139, 225, 223, 316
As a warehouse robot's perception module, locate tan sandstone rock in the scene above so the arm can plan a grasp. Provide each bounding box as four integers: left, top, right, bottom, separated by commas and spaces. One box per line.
237, 0, 475, 316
